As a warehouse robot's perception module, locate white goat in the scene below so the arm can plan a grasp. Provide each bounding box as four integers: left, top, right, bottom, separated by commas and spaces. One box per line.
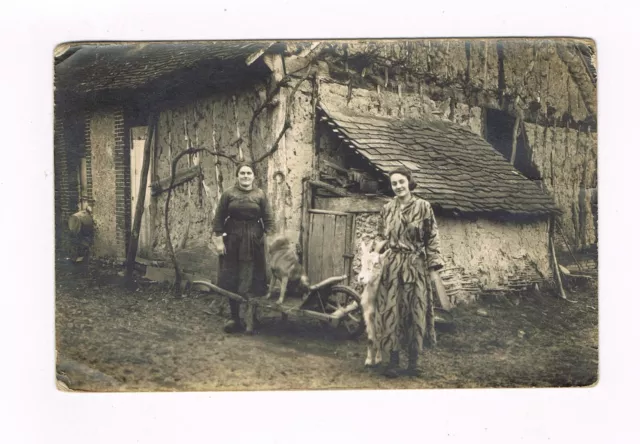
356, 239, 388, 368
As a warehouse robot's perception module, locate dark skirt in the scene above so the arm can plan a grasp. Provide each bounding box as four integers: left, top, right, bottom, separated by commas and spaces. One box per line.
217, 218, 267, 298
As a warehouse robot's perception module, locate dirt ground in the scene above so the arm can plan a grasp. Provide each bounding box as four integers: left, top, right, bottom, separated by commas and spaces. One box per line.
55, 259, 598, 392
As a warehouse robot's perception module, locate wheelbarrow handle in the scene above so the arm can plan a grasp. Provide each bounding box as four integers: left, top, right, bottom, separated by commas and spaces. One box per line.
308, 275, 348, 292
191, 281, 247, 303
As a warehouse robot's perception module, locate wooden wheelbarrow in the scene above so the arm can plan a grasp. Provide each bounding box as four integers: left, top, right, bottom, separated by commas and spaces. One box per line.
193, 275, 366, 338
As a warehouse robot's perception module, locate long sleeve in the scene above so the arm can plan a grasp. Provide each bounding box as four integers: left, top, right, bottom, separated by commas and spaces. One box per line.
212, 190, 230, 235
260, 190, 275, 235
424, 204, 444, 271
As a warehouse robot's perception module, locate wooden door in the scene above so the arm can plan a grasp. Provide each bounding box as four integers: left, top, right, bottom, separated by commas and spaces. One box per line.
306, 209, 354, 285
130, 127, 153, 258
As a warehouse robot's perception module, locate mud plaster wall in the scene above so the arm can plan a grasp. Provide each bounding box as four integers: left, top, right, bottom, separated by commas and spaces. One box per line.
337, 39, 594, 124
525, 123, 597, 250
318, 80, 596, 251
150, 87, 265, 276
267, 79, 315, 242
149, 80, 315, 278
437, 217, 551, 302
318, 82, 483, 136
351, 212, 550, 306
90, 110, 118, 257
318, 81, 551, 303
467, 39, 593, 121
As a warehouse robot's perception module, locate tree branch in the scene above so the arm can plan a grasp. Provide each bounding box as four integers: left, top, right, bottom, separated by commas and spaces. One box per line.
163, 143, 241, 295
254, 120, 291, 164
247, 50, 322, 164
162, 52, 321, 292
249, 65, 312, 165
287, 64, 313, 105
164, 149, 189, 295
248, 77, 290, 163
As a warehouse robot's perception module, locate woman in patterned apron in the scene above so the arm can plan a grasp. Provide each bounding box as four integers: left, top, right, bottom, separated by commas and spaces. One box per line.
211, 163, 275, 333
374, 167, 444, 377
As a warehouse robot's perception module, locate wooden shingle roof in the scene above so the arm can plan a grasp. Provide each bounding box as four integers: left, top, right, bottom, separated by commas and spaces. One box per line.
55, 41, 274, 97
319, 102, 559, 217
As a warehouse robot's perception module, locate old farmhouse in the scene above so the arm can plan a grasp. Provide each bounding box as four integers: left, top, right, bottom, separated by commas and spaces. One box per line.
54, 39, 597, 304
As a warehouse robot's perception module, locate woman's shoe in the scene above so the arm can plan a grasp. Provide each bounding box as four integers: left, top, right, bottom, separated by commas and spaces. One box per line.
406, 350, 423, 377
383, 351, 401, 378
404, 366, 424, 377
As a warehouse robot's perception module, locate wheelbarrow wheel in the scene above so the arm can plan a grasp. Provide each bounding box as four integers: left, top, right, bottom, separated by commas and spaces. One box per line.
326, 285, 365, 340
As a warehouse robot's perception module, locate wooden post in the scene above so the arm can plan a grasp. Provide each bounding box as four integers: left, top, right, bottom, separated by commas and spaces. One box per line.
556, 221, 584, 273
547, 131, 567, 300
483, 40, 489, 86
344, 213, 354, 285
301, 178, 312, 273
549, 216, 567, 300
125, 113, 157, 284
263, 53, 288, 235
510, 116, 521, 165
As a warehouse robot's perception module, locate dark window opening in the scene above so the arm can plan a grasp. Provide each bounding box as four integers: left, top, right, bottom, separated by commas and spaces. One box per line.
316, 122, 389, 195
484, 108, 541, 180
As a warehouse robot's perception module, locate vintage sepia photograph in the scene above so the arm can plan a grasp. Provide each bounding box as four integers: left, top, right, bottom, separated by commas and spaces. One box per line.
53, 38, 598, 392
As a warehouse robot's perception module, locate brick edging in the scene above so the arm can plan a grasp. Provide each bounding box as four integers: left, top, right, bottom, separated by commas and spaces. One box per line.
54, 115, 69, 248
84, 113, 93, 203
114, 108, 131, 256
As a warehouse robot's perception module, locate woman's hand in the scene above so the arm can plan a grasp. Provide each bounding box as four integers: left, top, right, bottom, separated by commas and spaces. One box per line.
264, 232, 277, 251
212, 234, 226, 255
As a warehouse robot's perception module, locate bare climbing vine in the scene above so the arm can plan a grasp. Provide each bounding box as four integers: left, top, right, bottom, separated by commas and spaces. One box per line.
164, 130, 289, 294
163, 59, 317, 294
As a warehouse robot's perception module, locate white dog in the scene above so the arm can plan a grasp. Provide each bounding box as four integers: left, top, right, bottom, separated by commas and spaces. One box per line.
356, 239, 388, 368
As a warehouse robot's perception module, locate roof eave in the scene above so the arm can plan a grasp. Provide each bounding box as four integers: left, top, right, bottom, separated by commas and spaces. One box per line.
54, 42, 277, 107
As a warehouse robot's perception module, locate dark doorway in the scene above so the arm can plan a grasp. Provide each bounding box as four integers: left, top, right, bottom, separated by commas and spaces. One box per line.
484, 108, 541, 180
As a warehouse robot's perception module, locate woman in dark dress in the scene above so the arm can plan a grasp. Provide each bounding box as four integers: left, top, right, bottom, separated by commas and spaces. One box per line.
211, 163, 275, 333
